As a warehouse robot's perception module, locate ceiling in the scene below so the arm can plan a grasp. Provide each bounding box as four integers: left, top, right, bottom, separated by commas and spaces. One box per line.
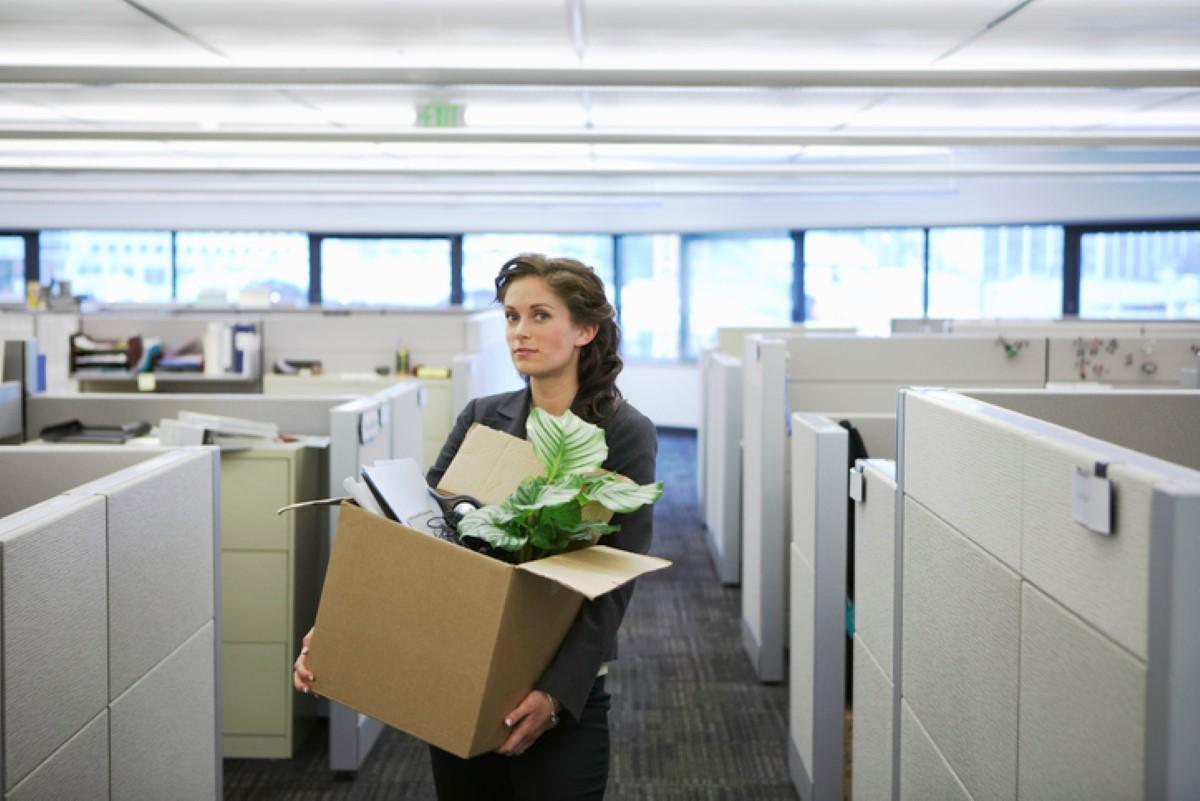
0, 0, 1197, 200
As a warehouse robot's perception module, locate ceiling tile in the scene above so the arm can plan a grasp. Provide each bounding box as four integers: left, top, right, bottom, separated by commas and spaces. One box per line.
942, 0, 1200, 67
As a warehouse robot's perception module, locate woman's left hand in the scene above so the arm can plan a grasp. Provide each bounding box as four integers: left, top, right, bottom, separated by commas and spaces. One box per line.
495, 690, 558, 757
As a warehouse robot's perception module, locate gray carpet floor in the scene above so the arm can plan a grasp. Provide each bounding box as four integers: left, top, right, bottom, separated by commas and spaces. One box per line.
223, 429, 798, 800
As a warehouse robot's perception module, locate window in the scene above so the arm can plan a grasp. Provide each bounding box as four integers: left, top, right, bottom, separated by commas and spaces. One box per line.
1080, 229, 1200, 319
321, 237, 452, 307
175, 231, 308, 305
618, 234, 682, 361
804, 228, 925, 335
39, 230, 172, 303
461, 234, 615, 308
684, 233, 793, 360
928, 225, 1063, 318
0, 235, 24, 302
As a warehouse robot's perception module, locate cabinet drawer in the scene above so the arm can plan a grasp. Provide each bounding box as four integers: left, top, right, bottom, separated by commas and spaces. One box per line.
221, 458, 290, 551
221, 643, 287, 736
221, 551, 288, 643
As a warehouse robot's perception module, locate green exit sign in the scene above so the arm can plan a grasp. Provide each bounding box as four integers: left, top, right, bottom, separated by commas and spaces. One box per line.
416, 102, 464, 128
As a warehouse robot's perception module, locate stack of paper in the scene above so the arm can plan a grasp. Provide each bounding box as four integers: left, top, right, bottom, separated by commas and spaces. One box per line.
159, 411, 279, 450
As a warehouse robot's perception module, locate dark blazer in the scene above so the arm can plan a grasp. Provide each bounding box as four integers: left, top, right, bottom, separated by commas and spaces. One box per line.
426, 387, 658, 723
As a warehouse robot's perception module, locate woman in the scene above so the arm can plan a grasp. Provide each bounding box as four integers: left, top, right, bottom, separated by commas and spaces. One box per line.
294, 253, 658, 800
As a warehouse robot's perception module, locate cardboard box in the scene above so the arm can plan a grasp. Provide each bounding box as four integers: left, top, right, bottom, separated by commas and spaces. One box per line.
306, 424, 670, 758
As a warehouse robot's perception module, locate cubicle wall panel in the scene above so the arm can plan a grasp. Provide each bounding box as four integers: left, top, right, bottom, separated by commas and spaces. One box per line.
789, 543, 815, 775
222, 643, 288, 736
1018, 584, 1145, 801
1045, 336, 1200, 388
841, 414, 896, 461
262, 312, 473, 374
4, 710, 108, 801
1021, 442, 1154, 661
220, 457, 289, 551
1, 496, 108, 793
791, 420, 820, 562
965, 390, 1200, 473
854, 460, 896, 679
786, 336, 1047, 384
899, 701, 974, 801
904, 393, 1022, 570
902, 498, 1019, 801
703, 354, 741, 585
220, 551, 288, 644
789, 383, 905, 415
740, 346, 766, 639
104, 452, 215, 699
852, 638, 893, 801
110, 622, 216, 801
0, 448, 162, 516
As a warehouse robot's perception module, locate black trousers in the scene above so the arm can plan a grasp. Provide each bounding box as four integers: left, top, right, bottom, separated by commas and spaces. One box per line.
429, 676, 611, 801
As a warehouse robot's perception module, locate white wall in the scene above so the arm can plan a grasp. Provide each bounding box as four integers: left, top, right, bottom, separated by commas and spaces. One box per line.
620, 363, 699, 429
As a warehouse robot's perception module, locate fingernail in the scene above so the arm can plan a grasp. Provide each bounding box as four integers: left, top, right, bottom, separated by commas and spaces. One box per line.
504, 718, 513, 727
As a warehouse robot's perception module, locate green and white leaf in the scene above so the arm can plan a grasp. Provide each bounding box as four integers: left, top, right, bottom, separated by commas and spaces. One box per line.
583, 478, 664, 514
526, 407, 608, 481
565, 520, 620, 543
457, 505, 527, 552
507, 476, 583, 512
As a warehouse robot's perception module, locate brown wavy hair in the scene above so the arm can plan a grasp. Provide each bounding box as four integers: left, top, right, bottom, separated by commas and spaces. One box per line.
495, 253, 624, 424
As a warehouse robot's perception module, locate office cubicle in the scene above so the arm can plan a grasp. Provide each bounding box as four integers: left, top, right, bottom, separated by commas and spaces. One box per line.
699, 324, 854, 583
266, 372, 449, 469
702, 351, 742, 585
745, 331, 1200, 687
787, 412, 895, 801
0, 445, 220, 800
877, 388, 1200, 800
742, 335, 1045, 684
849, 458, 897, 801
25, 392, 354, 441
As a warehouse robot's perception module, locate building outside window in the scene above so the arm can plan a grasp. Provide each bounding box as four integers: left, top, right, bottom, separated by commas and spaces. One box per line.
0, 236, 24, 303
461, 234, 615, 308
321, 237, 452, 307
683, 233, 793, 360
176, 231, 309, 305
928, 225, 1063, 318
39, 230, 172, 303
1080, 229, 1200, 319
805, 228, 925, 335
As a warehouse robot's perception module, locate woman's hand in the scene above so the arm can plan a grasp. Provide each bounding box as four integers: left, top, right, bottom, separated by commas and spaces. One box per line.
292, 627, 317, 695
495, 690, 559, 757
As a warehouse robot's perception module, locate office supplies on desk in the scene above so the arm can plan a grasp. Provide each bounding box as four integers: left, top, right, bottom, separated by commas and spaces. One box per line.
40, 418, 151, 444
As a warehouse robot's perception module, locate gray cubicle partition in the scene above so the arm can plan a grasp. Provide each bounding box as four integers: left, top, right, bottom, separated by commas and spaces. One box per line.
699, 325, 853, 579
25, 392, 356, 441
886, 388, 1200, 801
323, 382, 424, 774
0, 446, 221, 801
787, 412, 896, 801
741, 334, 1045, 685
702, 352, 743, 585
851, 459, 897, 801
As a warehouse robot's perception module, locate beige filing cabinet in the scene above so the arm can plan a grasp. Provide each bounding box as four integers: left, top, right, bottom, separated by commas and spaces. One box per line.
220, 441, 324, 758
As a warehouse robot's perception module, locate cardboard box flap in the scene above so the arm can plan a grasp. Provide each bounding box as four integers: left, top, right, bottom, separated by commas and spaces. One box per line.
437, 423, 545, 506
515, 545, 671, 601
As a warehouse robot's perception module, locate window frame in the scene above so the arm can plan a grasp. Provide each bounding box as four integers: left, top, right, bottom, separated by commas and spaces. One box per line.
6, 218, 1199, 361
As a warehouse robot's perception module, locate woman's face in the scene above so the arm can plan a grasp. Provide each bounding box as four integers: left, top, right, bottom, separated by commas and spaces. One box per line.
503, 275, 597, 381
